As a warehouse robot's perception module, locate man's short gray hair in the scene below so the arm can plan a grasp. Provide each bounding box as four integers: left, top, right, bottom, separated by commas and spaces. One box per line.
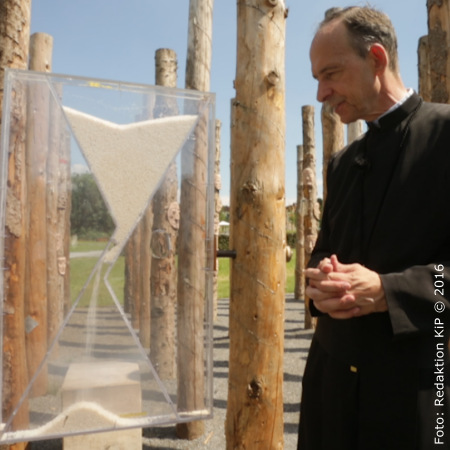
319, 6, 399, 73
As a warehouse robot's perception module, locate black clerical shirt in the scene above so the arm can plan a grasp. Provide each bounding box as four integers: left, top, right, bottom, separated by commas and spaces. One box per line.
309, 92, 450, 368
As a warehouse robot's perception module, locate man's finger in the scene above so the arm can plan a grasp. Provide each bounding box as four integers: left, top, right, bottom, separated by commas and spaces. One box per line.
314, 279, 351, 292
305, 267, 330, 280
330, 254, 354, 273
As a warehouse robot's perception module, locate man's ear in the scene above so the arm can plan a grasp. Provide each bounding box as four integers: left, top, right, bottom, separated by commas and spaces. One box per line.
369, 43, 388, 75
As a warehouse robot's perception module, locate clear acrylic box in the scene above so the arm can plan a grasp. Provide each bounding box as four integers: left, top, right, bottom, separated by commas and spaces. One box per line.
0, 69, 215, 443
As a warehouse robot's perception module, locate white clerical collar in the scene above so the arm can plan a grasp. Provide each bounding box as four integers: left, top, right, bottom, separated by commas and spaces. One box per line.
371, 88, 414, 127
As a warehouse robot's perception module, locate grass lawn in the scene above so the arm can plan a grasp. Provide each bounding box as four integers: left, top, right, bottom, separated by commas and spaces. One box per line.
70, 243, 296, 307
70, 256, 124, 308
70, 240, 108, 253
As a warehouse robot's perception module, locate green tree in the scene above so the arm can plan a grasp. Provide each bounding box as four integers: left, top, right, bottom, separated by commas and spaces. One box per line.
71, 173, 114, 239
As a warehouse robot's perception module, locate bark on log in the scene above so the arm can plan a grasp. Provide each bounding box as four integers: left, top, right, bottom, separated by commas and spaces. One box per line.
295, 145, 305, 302
347, 120, 364, 145
60, 129, 71, 317
213, 119, 222, 322
321, 102, 344, 203
150, 48, 178, 380
226, 1, 286, 448
302, 106, 318, 331
176, 0, 213, 440
427, 0, 450, 104
29, 35, 60, 357
0, 1, 32, 446
418, 35, 432, 102
24, 33, 52, 398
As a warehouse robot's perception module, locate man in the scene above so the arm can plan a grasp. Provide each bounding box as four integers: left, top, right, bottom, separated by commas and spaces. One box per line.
298, 6, 450, 450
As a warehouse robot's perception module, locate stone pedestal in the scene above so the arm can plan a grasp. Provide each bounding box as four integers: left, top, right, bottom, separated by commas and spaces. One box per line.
62, 361, 142, 450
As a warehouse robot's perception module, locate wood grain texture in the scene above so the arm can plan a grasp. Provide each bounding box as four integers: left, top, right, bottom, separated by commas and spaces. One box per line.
0, 1, 32, 446
213, 119, 221, 322
24, 33, 52, 398
226, 1, 286, 448
150, 48, 178, 380
295, 145, 305, 302
321, 102, 344, 203
418, 35, 432, 102
427, 0, 450, 103
302, 106, 318, 331
176, 0, 213, 440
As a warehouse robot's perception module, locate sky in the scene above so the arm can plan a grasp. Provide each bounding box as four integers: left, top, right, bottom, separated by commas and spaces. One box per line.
30, 0, 428, 205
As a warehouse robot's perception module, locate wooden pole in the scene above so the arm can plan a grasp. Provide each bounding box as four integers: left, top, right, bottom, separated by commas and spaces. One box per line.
150, 48, 178, 380
295, 145, 305, 303
131, 226, 143, 343
33, 35, 60, 356
176, 0, 213, 440
213, 119, 222, 322
321, 102, 344, 203
302, 106, 319, 331
418, 35, 432, 102
0, 0, 32, 445
347, 120, 364, 145
61, 129, 71, 317
24, 33, 52, 398
226, 1, 286, 448
427, 0, 450, 104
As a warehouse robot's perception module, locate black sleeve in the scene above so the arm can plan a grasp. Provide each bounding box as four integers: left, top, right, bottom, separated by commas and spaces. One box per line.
380, 262, 450, 339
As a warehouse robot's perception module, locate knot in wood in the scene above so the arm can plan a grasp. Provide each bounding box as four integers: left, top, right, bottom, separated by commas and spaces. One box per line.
266, 70, 280, 86
305, 235, 317, 255
241, 179, 261, 203
247, 379, 263, 399
302, 168, 315, 187
266, 0, 278, 5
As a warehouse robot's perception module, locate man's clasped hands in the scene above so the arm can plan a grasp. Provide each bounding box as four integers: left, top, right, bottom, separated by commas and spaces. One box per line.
305, 255, 388, 319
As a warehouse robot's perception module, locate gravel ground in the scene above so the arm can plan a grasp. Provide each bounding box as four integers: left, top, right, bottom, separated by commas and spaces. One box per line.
28, 294, 313, 450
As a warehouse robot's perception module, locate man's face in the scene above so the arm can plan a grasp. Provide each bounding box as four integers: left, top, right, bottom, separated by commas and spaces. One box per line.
310, 20, 378, 124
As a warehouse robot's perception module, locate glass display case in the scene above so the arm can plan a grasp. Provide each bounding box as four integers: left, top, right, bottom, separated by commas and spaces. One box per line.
0, 69, 215, 443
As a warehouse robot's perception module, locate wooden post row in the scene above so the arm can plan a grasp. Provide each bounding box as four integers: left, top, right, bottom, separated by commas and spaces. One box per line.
1, 1, 32, 447
25, 33, 53, 398
321, 103, 344, 203
427, 0, 450, 104
150, 48, 178, 380
226, 0, 287, 448
213, 119, 222, 322
295, 145, 305, 302
302, 106, 318, 331
176, 0, 214, 441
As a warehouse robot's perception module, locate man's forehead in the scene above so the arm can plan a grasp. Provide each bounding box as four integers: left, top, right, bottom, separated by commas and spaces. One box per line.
310, 20, 353, 75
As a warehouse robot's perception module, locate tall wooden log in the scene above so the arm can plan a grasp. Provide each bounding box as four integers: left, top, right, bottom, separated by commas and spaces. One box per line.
321, 102, 344, 203
176, 0, 213, 440
427, 0, 450, 104
347, 120, 364, 145
213, 119, 222, 322
418, 35, 432, 102
139, 209, 151, 349
60, 129, 71, 317
24, 33, 52, 398
226, 1, 286, 448
295, 145, 305, 303
150, 48, 178, 380
30, 34, 60, 355
0, 0, 32, 445
302, 106, 319, 331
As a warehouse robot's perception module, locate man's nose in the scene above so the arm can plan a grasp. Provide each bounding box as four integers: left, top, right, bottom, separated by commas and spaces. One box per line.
317, 82, 332, 103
